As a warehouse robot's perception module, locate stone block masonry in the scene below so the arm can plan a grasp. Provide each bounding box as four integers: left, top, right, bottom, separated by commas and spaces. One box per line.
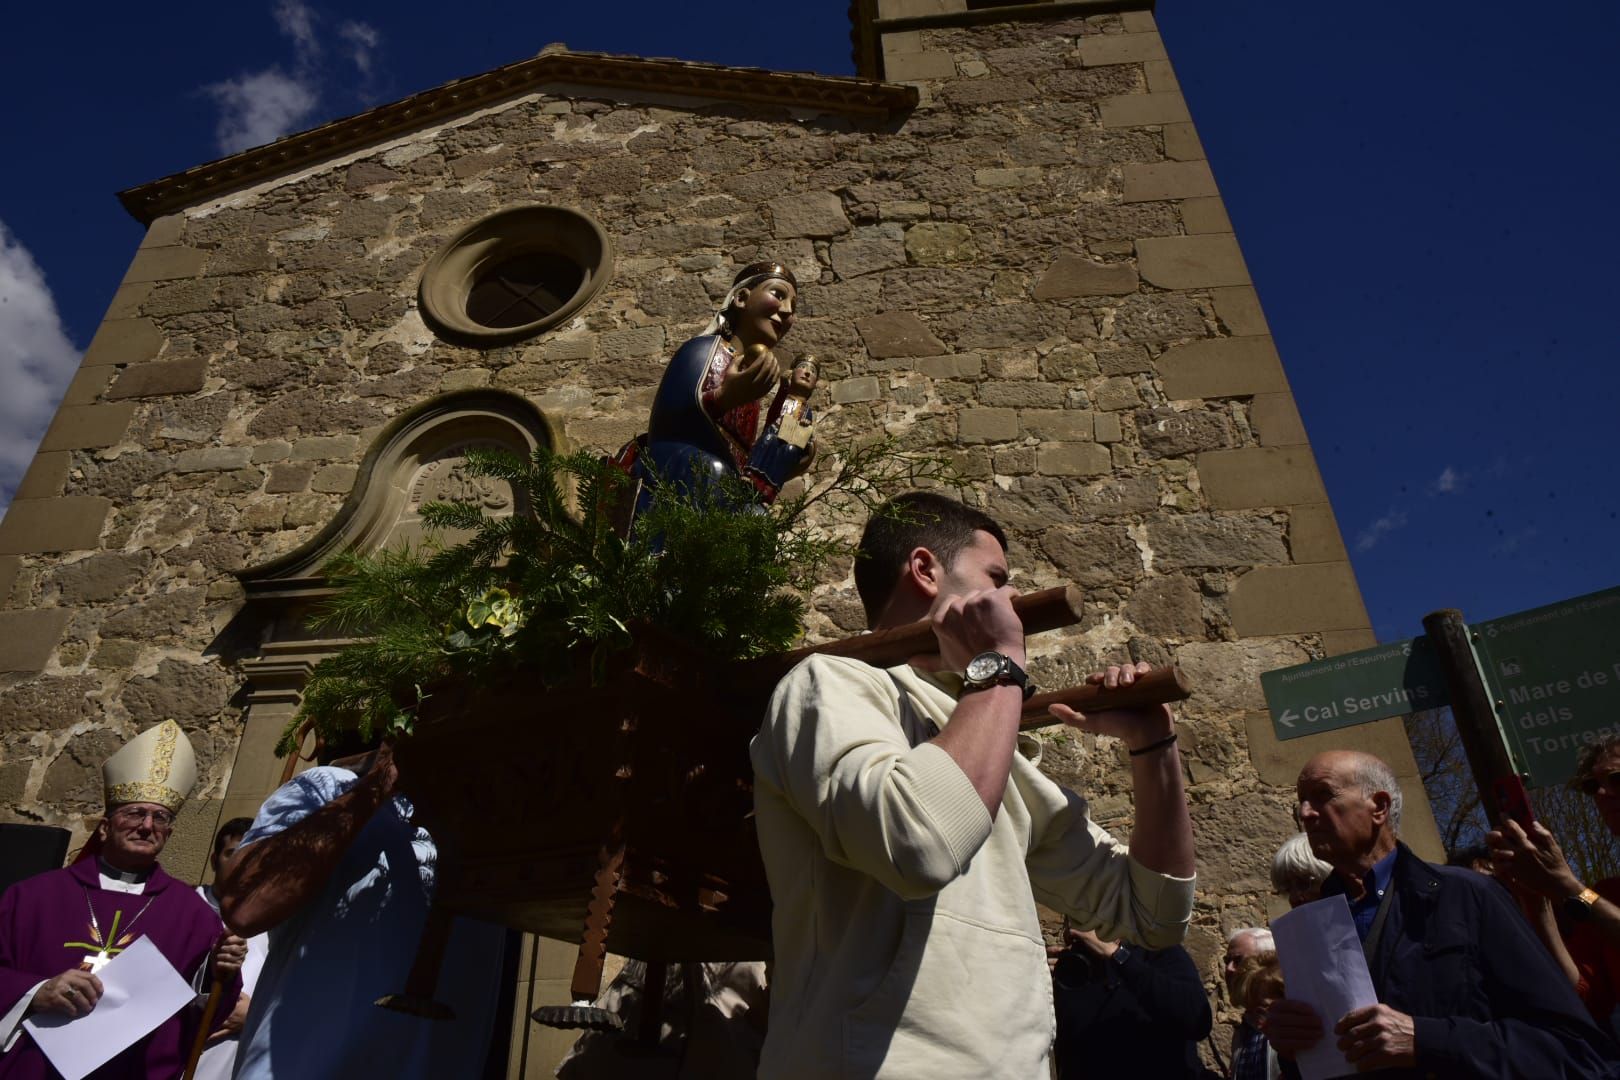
0, 6, 1413, 962
38, 404, 135, 452
0, 497, 112, 555
80, 319, 163, 367
0, 610, 72, 672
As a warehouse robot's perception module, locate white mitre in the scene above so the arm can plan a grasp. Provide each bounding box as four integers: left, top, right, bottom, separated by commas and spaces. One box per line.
103, 719, 197, 813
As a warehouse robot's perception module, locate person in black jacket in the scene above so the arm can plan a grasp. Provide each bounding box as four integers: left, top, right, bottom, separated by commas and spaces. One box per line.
1049, 926, 1213, 1079
1264, 750, 1619, 1078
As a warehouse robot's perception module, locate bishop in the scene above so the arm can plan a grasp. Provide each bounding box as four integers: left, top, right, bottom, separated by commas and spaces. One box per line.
0, 721, 246, 1079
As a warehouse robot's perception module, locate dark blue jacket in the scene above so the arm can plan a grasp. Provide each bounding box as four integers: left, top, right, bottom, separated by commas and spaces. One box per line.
1052, 943, 1212, 1079
1326, 842, 1618, 1078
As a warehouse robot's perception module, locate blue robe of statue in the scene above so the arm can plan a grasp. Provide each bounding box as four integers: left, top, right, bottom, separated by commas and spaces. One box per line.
635, 334, 763, 509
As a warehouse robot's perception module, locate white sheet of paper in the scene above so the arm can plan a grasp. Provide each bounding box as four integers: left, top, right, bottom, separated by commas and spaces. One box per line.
24, 935, 196, 1080
1271, 894, 1380, 1080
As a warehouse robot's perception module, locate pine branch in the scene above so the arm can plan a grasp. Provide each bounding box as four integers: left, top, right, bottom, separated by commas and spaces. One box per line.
290, 438, 914, 751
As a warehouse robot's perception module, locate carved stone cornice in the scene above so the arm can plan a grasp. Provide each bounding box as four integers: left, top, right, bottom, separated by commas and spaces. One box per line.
875, 0, 1151, 35
849, 0, 1154, 80
239, 641, 355, 706
117, 47, 917, 224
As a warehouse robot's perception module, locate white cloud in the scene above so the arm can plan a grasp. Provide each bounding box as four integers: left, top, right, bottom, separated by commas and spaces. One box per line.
1491, 526, 1538, 557
274, 0, 320, 59
1433, 465, 1461, 494
205, 69, 321, 155
202, 3, 381, 155
1354, 508, 1408, 552
0, 221, 81, 518
339, 21, 381, 77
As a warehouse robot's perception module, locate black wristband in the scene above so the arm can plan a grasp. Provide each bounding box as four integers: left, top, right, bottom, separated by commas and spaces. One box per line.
1128, 732, 1177, 757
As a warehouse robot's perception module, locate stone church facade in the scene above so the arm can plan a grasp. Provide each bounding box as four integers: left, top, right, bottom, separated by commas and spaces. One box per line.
0, 0, 1439, 1071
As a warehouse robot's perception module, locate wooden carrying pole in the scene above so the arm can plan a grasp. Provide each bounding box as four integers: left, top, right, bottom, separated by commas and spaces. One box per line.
181, 978, 224, 1080
1422, 608, 1517, 827
785, 585, 1086, 670
1020, 667, 1191, 729
740, 585, 1190, 717
736, 586, 1085, 689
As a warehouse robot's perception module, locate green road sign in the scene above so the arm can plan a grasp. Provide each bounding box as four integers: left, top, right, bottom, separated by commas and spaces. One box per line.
1261, 637, 1450, 741
1473, 586, 1620, 787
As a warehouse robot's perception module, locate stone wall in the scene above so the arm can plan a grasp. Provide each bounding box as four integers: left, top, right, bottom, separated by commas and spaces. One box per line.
0, 4, 1436, 1019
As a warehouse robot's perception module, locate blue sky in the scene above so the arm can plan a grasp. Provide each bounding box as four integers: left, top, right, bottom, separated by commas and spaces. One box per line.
1, 0, 1615, 642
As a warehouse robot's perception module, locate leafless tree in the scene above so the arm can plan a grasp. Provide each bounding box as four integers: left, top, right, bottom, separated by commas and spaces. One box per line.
1529, 782, 1620, 885
1404, 708, 1620, 882
1405, 708, 1487, 853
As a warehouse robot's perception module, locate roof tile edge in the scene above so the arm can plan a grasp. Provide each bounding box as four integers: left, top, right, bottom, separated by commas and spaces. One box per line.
117, 49, 917, 225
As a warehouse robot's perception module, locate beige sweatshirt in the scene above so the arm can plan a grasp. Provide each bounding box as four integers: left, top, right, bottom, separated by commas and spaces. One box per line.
750, 654, 1196, 1080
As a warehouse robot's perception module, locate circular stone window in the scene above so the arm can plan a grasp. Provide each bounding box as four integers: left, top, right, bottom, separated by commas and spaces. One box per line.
420, 205, 613, 345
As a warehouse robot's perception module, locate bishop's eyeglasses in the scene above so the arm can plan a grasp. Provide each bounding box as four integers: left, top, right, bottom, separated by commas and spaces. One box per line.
111, 806, 175, 829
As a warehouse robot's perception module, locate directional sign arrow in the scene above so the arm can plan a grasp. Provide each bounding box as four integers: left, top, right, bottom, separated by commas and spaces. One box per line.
1261, 636, 1449, 742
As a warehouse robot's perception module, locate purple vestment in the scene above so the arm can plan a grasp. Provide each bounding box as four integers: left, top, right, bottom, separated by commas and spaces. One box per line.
0, 858, 239, 1080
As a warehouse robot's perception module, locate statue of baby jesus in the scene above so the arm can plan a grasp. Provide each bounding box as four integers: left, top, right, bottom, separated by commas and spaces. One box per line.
745, 355, 819, 500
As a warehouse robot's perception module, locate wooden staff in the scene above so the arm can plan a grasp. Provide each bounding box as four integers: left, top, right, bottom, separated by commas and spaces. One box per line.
737, 586, 1190, 716
1019, 666, 1192, 729
736, 586, 1085, 689
806, 585, 1085, 668
375, 905, 455, 1019
181, 977, 224, 1080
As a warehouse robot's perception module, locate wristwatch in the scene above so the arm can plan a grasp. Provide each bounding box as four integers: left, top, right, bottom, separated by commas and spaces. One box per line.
1563, 886, 1602, 921
1111, 943, 1132, 966
962, 651, 1035, 700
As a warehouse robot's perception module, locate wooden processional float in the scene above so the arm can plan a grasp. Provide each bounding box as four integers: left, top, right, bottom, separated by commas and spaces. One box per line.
379, 585, 1192, 1036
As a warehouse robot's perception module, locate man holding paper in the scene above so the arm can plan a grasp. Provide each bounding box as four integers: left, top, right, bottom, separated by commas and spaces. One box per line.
1264, 750, 1616, 1078
0, 720, 245, 1079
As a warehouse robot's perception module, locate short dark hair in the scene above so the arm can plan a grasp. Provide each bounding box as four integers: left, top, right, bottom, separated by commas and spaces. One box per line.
854, 492, 1008, 625
213, 817, 254, 855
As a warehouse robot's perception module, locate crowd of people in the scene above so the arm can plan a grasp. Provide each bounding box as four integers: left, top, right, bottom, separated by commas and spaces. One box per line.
1024, 744, 1620, 1080
0, 720, 506, 1079
5, 490, 1620, 1079
1208, 747, 1620, 1080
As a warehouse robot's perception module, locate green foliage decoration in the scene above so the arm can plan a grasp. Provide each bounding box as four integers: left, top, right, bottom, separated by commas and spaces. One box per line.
281, 439, 956, 754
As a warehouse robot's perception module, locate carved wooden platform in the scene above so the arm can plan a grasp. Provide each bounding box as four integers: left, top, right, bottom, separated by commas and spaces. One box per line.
396, 629, 771, 962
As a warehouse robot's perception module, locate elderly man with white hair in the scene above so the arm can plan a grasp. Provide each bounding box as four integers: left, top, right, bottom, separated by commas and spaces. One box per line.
1223, 927, 1275, 1080
1263, 750, 1618, 1078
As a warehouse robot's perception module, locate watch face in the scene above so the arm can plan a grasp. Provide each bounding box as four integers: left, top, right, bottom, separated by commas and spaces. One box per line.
966, 653, 1002, 683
